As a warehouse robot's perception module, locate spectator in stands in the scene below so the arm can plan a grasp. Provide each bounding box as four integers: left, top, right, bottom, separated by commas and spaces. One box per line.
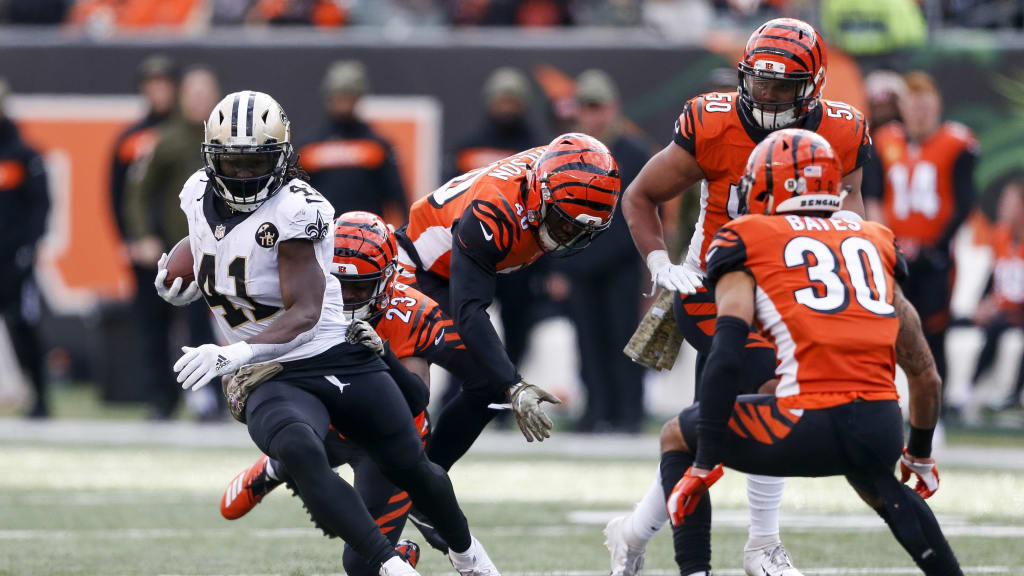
124, 65, 219, 421
449, 0, 572, 26
557, 69, 651, 433
111, 55, 178, 239
298, 60, 407, 225
968, 179, 1024, 411
0, 79, 51, 418
865, 71, 978, 400
442, 66, 546, 409
244, 0, 347, 26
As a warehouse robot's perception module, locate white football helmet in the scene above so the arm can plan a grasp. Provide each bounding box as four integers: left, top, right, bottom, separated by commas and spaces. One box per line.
203, 90, 293, 212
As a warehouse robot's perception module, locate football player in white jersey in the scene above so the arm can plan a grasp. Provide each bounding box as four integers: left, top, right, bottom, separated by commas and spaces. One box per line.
154, 91, 499, 576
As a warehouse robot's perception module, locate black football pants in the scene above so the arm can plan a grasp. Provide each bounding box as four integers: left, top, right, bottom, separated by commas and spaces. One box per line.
664, 397, 962, 576
245, 365, 470, 567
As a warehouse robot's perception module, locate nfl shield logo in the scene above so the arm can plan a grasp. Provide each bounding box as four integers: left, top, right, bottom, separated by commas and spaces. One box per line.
215, 224, 226, 240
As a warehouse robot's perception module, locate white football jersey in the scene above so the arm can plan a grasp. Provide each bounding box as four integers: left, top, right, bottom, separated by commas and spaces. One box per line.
179, 170, 347, 363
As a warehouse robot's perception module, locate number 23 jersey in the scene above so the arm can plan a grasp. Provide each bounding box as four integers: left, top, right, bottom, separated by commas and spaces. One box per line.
706, 213, 908, 410
179, 169, 347, 362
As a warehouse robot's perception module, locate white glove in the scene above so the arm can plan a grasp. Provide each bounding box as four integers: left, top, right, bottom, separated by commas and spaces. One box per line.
346, 319, 385, 356
646, 250, 704, 295
174, 341, 254, 391
154, 253, 201, 307
508, 380, 562, 442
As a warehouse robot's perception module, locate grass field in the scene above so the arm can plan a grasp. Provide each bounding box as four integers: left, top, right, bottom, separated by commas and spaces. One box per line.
1, 436, 1023, 576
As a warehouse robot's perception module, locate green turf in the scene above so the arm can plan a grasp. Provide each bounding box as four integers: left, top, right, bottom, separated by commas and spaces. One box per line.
0, 443, 1022, 575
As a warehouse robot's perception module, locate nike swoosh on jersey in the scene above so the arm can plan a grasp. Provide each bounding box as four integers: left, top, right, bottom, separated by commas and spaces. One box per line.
434, 328, 445, 346
480, 221, 494, 241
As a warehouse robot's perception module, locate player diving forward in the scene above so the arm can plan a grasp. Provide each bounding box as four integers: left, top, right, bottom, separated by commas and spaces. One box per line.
396, 133, 621, 467
154, 91, 498, 576
663, 128, 961, 576
608, 18, 872, 576
220, 210, 493, 575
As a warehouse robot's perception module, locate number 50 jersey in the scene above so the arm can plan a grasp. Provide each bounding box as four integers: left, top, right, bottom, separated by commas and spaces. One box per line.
706, 213, 908, 410
179, 169, 347, 362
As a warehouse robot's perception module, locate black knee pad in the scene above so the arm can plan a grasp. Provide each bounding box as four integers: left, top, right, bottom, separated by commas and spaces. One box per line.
268, 422, 327, 473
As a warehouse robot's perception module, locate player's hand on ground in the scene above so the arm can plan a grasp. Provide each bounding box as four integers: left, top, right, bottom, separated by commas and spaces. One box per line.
174, 342, 254, 391
900, 449, 940, 499
508, 380, 562, 442
346, 319, 385, 356
646, 249, 703, 296
667, 464, 724, 526
154, 253, 201, 307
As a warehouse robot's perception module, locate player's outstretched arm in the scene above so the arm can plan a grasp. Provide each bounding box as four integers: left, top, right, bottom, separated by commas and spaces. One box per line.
174, 239, 324, 391
894, 285, 942, 498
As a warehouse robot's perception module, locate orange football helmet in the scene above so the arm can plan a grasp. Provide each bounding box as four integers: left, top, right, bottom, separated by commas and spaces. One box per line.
527, 133, 621, 256
739, 128, 845, 216
738, 18, 828, 130
332, 211, 398, 321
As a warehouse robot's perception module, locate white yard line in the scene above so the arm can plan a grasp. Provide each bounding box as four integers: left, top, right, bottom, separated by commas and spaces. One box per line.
1, 419, 1022, 470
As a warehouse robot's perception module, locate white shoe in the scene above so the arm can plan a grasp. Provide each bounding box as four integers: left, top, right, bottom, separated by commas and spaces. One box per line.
449, 536, 500, 576
743, 541, 803, 576
380, 556, 420, 576
604, 515, 646, 576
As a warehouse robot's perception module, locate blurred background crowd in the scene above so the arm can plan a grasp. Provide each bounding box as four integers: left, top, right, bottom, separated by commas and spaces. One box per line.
0, 0, 1022, 438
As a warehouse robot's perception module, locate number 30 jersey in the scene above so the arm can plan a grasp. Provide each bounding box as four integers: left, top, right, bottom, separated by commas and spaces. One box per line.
674, 91, 872, 271
706, 213, 908, 410
179, 170, 347, 362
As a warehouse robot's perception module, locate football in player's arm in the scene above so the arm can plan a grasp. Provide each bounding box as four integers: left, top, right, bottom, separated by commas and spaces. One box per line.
156, 91, 498, 576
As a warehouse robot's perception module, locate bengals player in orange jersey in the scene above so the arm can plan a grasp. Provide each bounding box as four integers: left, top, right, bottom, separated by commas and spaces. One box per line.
219, 212, 496, 575
607, 19, 872, 576
865, 71, 977, 388
663, 128, 962, 576
396, 133, 620, 467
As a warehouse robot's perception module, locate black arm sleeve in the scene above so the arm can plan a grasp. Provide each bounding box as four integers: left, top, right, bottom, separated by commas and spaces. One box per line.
693, 315, 749, 470
935, 149, 976, 251
381, 344, 429, 416
24, 152, 49, 248
861, 148, 885, 200
449, 216, 521, 390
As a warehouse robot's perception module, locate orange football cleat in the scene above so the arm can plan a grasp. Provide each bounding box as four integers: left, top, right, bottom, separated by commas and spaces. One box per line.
220, 454, 282, 520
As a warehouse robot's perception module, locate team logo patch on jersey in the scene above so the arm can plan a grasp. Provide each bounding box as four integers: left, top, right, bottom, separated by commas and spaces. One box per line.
305, 212, 329, 241
256, 222, 279, 248
215, 224, 227, 240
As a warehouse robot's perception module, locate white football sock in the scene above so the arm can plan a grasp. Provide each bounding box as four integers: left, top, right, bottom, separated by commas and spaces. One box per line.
629, 467, 668, 543
448, 535, 477, 561
265, 458, 279, 481
746, 474, 785, 540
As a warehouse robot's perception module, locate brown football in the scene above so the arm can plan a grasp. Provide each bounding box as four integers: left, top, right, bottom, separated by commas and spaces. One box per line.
164, 237, 195, 288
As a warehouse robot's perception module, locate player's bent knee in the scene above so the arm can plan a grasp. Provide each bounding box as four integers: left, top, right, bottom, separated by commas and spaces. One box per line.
268, 422, 325, 468
660, 418, 688, 454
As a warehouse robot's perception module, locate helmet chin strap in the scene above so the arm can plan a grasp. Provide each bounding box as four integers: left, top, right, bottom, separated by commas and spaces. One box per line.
752, 106, 798, 131
346, 303, 372, 321
538, 224, 559, 251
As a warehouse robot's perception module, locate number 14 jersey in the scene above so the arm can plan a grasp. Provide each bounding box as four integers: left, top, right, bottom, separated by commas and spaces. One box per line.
706, 213, 908, 410
179, 169, 347, 362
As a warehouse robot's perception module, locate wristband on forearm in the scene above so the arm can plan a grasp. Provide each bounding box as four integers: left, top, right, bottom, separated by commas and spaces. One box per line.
907, 425, 935, 459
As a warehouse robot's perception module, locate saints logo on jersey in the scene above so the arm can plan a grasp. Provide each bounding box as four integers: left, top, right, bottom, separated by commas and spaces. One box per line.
256, 222, 279, 248
306, 212, 329, 241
